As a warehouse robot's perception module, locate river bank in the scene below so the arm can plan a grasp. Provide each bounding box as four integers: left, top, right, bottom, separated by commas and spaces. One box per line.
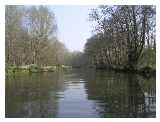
95, 65, 156, 78
6, 64, 72, 76
6, 64, 156, 78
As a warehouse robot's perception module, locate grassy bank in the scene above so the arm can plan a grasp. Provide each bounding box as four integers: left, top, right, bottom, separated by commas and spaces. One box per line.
6, 64, 72, 76
6, 64, 155, 78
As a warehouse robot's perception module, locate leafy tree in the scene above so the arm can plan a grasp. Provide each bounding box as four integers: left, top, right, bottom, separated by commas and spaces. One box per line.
85, 5, 156, 70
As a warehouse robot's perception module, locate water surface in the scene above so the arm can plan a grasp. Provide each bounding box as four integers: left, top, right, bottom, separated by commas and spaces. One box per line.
5, 69, 156, 118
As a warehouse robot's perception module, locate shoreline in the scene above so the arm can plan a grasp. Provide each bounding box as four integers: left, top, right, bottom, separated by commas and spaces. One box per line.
6, 65, 156, 78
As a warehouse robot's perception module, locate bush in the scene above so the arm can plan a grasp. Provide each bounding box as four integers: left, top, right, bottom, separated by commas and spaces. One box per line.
28, 64, 42, 72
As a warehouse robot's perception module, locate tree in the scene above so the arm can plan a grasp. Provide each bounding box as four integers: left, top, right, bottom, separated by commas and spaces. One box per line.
24, 6, 57, 65
85, 5, 156, 70
5, 6, 25, 66
6, 5, 69, 67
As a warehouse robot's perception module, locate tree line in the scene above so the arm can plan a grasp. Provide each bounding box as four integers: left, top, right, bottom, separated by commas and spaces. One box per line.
5, 5, 71, 67
5, 5, 156, 71
84, 5, 156, 71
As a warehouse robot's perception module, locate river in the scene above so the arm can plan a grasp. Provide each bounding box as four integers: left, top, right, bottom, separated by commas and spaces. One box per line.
5, 69, 156, 118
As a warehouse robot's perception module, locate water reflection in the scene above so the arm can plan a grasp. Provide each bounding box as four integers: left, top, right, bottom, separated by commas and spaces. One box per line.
5, 69, 156, 118
84, 70, 156, 117
6, 71, 65, 117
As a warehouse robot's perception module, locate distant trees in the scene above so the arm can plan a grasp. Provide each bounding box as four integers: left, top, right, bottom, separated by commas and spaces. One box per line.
85, 5, 156, 70
67, 51, 84, 68
5, 5, 69, 67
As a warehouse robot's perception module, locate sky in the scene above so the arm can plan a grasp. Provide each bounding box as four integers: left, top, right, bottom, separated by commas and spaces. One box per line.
49, 5, 97, 52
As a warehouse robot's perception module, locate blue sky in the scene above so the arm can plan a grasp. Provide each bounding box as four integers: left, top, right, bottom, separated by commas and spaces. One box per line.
49, 5, 97, 52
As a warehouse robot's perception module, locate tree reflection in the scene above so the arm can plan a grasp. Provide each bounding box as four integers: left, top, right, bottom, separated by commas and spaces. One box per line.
6, 71, 65, 117
6, 69, 155, 118
84, 70, 156, 118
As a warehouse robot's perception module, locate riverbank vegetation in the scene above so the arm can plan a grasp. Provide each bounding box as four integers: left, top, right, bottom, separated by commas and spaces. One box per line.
84, 5, 156, 75
5, 5, 156, 77
5, 6, 77, 74
6, 6, 69, 67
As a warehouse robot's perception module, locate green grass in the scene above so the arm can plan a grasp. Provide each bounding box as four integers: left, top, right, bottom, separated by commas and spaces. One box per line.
6, 64, 73, 76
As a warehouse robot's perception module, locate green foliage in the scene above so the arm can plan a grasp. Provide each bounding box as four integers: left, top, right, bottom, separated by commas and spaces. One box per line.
6, 65, 29, 76
85, 5, 156, 72
28, 64, 42, 73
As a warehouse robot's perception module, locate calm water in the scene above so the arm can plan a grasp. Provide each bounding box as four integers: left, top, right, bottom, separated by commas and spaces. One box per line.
5, 69, 156, 118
